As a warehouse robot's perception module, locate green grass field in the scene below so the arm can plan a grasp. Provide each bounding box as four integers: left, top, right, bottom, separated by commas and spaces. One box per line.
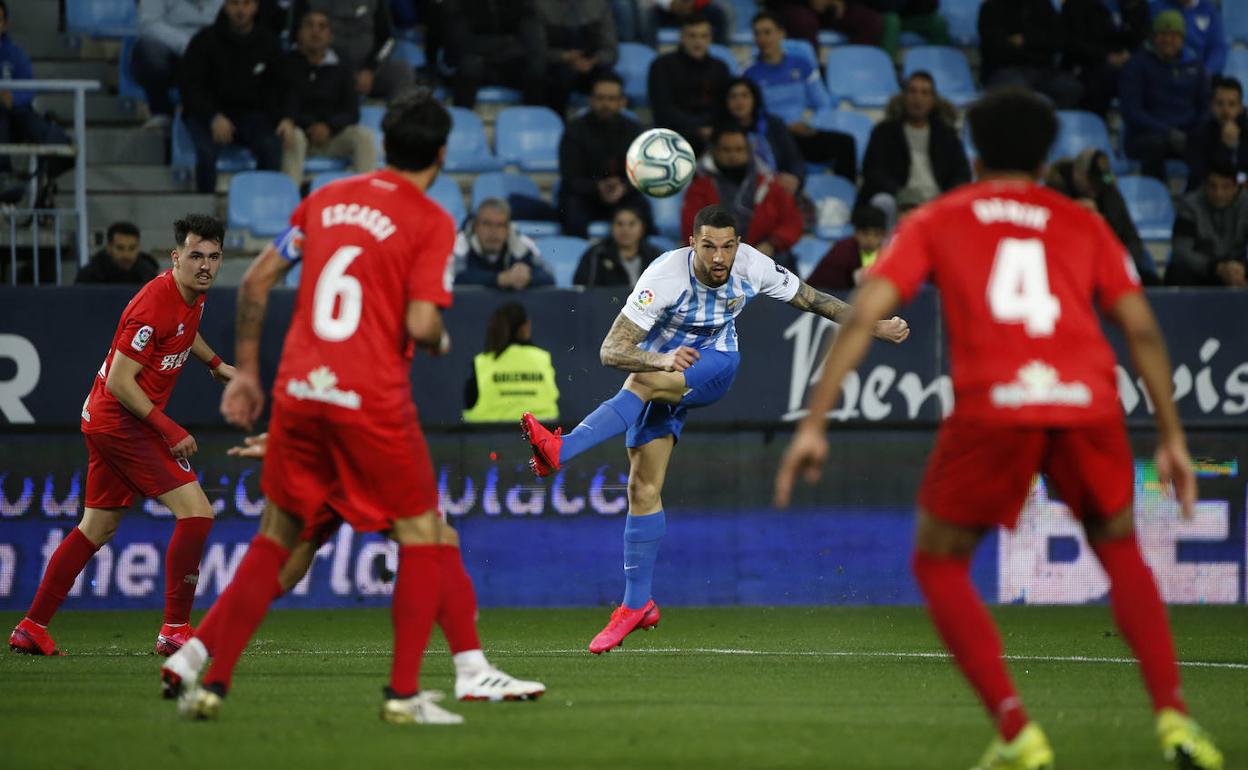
1, 607, 1243, 770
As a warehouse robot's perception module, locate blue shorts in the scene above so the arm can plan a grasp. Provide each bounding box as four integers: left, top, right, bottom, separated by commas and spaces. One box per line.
625, 350, 740, 448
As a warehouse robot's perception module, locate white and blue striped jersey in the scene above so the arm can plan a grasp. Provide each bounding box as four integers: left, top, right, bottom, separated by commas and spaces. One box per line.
619, 243, 800, 353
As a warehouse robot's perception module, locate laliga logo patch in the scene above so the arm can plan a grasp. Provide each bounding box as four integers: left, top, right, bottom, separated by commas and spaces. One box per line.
131, 325, 154, 352
635, 289, 654, 307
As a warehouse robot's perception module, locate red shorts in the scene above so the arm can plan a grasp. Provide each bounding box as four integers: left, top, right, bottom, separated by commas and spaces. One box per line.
83, 429, 198, 509
261, 401, 440, 534
917, 418, 1134, 530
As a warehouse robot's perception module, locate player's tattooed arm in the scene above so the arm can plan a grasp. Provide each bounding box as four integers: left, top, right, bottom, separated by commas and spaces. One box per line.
234, 244, 287, 374
788, 281, 852, 323
600, 315, 677, 372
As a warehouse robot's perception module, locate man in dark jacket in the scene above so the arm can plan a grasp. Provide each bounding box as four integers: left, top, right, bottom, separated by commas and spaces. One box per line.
1060, 0, 1150, 116
75, 222, 161, 285
1187, 76, 1248, 191
1119, 10, 1210, 181
180, 0, 285, 193
293, 0, 413, 100
978, 0, 1082, 108
453, 198, 556, 290
558, 72, 650, 237
442, 0, 546, 108
1168, 162, 1248, 287
280, 10, 377, 185
860, 72, 970, 227
537, 0, 618, 116
647, 13, 731, 156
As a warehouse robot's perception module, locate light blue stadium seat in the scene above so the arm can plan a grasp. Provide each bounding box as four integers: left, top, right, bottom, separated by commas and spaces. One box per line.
1050, 110, 1130, 173
470, 171, 544, 212
172, 113, 256, 177
534, 236, 590, 287
303, 156, 351, 174
897, 31, 927, 48
587, 220, 611, 239
66, 0, 137, 38
495, 106, 563, 172
477, 87, 523, 105
446, 106, 504, 173
427, 173, 467, 227
792, 235, 831, 280
730, 0, 758, 45
1227, 3, 1248, 45
709, 44, 740, 75
942, 0, 980, 46
657, 27, 680, 46
1227, 50, 1248, 103
618, 42, 658, 106
903, 46, 978, 107
751, 39, 818, 69
804, 174, 858, 240
309, 170, 353, 193
811, 109, 874, 169
1117, 175, 1175, 241
391, 38, 425, 68
650, 186, 687, 241
228, 171, 300, 238
817, 30, 847, 47
823, 46, 898, 108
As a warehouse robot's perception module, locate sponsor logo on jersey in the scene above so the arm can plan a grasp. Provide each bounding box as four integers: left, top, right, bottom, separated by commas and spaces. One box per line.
131, 325, 154, 352
159, 349, 193, 371
285, 365, 362, 410
633, 289, 654, 309
990, 360, 1091, 409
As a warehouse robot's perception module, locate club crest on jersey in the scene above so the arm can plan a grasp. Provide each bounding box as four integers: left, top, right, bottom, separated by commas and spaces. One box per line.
286, 365, 362, 410
727, 297, 743, 310
131, 325, 154, 352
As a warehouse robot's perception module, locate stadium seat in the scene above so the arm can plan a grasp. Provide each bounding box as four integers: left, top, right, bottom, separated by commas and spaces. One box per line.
811, 109, 874, 169
823, 46, 899, 108
903, 46, 978, 107
817, 30, 847, 47
391, 38, 425, 68
618, 42, 658, 106
495, 106, 563, 172
533, 236, 590, 288
587, 220, 611, 239
171, 113, 256, 176
477, 87, 523, 105
1226, 50, 1248, 104
650, 187, 687, 241
1116, 175, 1175, 241
309, 170, 353, 193
66, 0, 137, 38
1050, 110, 1130, 173
1225, 2, 1248, 45
657, 27, 680, 46
792, 235, 831, 280
709, 44, 740, 75
227, 171, 300, 238
470, 171, 558, 235
804, 174, 857, 240
445, 106, 504, 173
941, 0, 980, 46
303, 156, 351, 174
897, 31, 927, 48
427, 173, 467, 227
730, 0, 759, 45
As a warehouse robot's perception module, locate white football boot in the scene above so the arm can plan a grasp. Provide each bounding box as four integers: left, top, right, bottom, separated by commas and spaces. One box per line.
455, 666, 546, 701
380, 691, 465, 725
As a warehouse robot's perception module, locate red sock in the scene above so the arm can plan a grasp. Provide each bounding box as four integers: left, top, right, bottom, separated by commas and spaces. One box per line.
913, 551, 1029, 741
199, 536, 288, 693
1092, 535, 1186, 714
436, 545, 481, 654
27, 528, 100, 627
389, 545, 442, 697
164, 517, 213, 625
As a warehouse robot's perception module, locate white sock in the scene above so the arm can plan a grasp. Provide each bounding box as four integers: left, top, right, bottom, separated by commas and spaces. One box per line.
452, 649, 489, 678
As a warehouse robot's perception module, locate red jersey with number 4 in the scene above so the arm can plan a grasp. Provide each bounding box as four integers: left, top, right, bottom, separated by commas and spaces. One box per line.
870, 180, 1141, 425
271, 170, 455, 420
81, 270, 206, 434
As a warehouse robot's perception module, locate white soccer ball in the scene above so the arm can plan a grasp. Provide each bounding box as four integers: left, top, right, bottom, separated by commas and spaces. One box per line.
626, 128, 696, 199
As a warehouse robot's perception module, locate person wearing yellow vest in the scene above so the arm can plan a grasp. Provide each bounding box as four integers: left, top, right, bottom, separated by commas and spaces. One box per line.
463, 302, 559, 423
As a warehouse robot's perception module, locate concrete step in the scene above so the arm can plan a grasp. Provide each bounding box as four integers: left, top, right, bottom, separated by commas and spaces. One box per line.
13, 31, 76, 60
55, 192, 221, 240
36, 92, 139, 124
86, 164, 192, 194
32, 59, 119, 87
80, 127, 167, 165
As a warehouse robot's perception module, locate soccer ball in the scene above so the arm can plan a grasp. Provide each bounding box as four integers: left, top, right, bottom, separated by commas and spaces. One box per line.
626, 128, 696, 198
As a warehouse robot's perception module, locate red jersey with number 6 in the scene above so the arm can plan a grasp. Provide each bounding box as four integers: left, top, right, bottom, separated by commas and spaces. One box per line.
270, 170, 455, 421
870, 180, 1141, 425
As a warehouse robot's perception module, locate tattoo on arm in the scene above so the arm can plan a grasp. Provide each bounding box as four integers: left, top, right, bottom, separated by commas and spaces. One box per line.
599, 315, 670, 372
788, 282, 851, 324
236, 293, 268, 343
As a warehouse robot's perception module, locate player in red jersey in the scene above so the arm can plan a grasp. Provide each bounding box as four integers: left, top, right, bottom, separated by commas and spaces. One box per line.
774, 89, 1223, 770
159, 91, 518, 725
9, 215, 234, 658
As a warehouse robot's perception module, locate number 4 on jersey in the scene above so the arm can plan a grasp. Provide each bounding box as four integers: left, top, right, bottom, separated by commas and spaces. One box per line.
987, 238, 1061, 336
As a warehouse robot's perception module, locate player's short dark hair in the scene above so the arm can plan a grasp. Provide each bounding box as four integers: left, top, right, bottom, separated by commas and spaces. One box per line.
590, 70, 625, 93
692, 204, 737, 235
383, 88, 451, 172
851, 205, 886, 231
173, 214, 225, 248
1206, 160, 1238, 181
967, 87, 1058, 175
106, 221, 140, 242
905, 70, 935, 90
679, 11, 711, 29
1213, 75, 1243, 98
711, 122, 748, 147
751, 9, 783, 29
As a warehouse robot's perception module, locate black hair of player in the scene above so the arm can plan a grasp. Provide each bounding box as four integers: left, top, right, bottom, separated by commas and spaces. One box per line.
967, 88, 1058, 175
751, 9, 783, 29
173, 214, 225, 248
693, 204, 737, 235
107, 221, 141, 242
711, 122, 749, 147
591, 70, 625, 92
383, 89, 452, 172
1213, 75, 1243, 99
483, 302, 529, 358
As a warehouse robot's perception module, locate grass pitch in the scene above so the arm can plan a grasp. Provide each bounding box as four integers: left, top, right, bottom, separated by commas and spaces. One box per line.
1, 606, 1243, 770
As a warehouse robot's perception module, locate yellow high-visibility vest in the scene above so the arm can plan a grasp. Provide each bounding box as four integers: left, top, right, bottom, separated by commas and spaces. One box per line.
462, 344, 560, 423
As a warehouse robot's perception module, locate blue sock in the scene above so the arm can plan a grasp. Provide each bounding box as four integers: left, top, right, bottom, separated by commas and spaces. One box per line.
559, 389, 644, 465
621, 511, 666, 610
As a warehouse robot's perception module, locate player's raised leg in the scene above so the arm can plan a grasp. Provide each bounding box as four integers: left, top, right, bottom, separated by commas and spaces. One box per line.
154, 481, 216, 656
9, 507, 123, 656
588, 434, 673, 654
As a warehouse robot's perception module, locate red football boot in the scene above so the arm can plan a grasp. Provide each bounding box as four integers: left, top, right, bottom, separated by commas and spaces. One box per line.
9, 618, 62, 656
520, 413, 562, 478
588, 599, 660, 654
155, 623, 194, 657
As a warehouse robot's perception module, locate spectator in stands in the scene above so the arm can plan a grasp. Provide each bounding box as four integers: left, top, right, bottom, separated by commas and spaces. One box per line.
454, 198, 556, 290
537, 0, 619, 117
463, 302, 560, 423
650, 0, 733, 46
682, 124, 804, 267
1046, 148, 1162, 285
806, 204, 886, 290
293, 0, 413, 100
1119, 10, 1210, 182
441, 0, 546, 109
558, 72, 650, 238
860, 71, 969, 228
1187, 76, 1248, 191
75, 222, 161, 285
573, 205, 661, 287
871, 0, 949, 57
609, 0, 646, 42
280, 10, 378, 187
1168, 162, 1248, 287
767, 0, 883, 55
648, 13, 732, 156
1150, 0, 1227, 75
180, 0, 285, 194
746, 10, 857, 180
132, 0, 225, 130
1060, 0, 1151, 117
978, 0, 1083, 109
717, 76, 806, 195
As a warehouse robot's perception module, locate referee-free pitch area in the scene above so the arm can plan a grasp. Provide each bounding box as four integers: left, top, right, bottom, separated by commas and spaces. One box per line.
1, 606, 1243, 770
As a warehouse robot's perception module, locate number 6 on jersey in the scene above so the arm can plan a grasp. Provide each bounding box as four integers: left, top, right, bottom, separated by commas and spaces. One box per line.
986, 238, 1061, 336
313, 245, 363, 341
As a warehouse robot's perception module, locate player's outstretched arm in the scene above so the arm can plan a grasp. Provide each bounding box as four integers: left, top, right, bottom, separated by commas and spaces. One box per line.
222, 244, 288, 430
191, 332, 234, 384
774, 277, 901, 508
600, 314, 699, 373
787, 281, 910, 344
1109, 291, 1196, 518
107, 351, 197, 459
